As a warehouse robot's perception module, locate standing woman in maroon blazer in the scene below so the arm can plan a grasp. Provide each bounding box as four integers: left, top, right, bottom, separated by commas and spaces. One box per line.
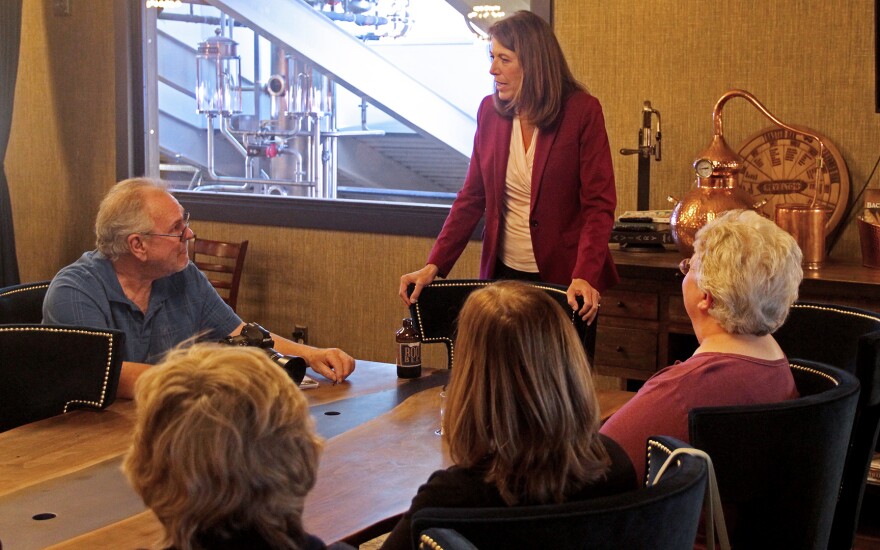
398, 11, 618, 323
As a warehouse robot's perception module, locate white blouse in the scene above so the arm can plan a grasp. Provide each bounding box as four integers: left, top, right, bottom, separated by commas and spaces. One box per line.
499, 117, 539, 273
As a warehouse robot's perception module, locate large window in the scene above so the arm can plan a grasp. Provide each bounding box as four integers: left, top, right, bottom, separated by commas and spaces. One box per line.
134, 0, 550, 235
135, 0, 549, 233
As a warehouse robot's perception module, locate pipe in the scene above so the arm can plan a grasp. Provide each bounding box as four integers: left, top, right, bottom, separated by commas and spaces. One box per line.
324, 76, 337, 198
710, 89, 825, 207
312, 113, 321, 198
319, 11, 388, 26
202, 115, 314, 190
279, 147, 304, 181
253, 32, 261, 122
156, 12, 246, 26
337, 187, 457, 200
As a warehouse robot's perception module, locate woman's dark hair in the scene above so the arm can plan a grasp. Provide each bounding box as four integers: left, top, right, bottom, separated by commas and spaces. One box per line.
489, 11, 585, 128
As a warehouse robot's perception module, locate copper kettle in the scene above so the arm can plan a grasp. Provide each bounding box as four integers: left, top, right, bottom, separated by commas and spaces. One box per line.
669, 89, 823, 258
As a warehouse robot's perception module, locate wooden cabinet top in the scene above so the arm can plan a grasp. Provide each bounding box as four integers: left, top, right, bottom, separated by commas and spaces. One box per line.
610, 247, 880, 306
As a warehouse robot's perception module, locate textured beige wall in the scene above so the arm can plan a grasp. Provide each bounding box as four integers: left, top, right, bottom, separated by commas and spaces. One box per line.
6, 0, 878, 365
555, 0, 878, 261
7, 0, 119, 282
192, 221, 480, 364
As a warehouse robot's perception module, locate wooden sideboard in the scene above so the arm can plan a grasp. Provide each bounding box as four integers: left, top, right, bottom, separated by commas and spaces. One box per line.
594, 247, 880, 381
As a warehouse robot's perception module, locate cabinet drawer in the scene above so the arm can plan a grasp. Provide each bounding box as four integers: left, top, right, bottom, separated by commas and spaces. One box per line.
594, 326, 657, 372
668, 295, 689, 324
602, 290, 658, 321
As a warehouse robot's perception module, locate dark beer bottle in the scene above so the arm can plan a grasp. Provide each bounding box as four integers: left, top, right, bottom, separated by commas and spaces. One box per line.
396, 317, 422, 379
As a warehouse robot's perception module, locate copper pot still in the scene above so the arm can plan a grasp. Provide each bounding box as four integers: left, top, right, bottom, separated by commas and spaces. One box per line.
669, 89, 826, 260
669, 180, 757, 257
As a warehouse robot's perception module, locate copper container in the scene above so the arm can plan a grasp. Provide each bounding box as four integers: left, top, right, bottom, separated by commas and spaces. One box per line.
775, 204, 829, 270
669, 178, 756, 257
857, 217, 880, 269
676, 89, 830, 260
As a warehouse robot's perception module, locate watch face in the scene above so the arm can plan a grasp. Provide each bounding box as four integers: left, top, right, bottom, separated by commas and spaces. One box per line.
694, 158, 714, 178
738, 126, 850, 235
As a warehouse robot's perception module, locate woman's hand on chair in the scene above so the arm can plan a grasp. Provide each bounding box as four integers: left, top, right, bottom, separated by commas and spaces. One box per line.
399, 264, 440, 306
567, 278, 600, 324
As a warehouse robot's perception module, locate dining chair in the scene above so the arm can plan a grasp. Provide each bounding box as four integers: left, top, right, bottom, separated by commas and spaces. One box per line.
0, 280, 50, 324
411, 435, 708, 550
407, 279, 594, 369
689, 359, 860, 550
773, 302, 880, 550
190, 237, 249, 312
0, 324, 125, 432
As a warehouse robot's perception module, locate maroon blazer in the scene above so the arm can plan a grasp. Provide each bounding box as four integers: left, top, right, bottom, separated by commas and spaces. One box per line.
427, 91, 619, 292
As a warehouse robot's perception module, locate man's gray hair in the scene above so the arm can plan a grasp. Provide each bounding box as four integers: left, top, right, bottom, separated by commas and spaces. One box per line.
95, 178, 167, 261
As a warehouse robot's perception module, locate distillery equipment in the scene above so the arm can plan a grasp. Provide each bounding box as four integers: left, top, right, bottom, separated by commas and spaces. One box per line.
669, 89, 828, 264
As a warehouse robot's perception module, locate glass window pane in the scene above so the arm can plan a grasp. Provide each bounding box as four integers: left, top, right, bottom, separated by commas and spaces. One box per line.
147, 1, 546, 206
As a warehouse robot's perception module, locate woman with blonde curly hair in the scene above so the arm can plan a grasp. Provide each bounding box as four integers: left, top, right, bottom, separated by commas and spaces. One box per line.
381, 281, 636, 549
123, 344, 351, 550
601, 209, 803, 481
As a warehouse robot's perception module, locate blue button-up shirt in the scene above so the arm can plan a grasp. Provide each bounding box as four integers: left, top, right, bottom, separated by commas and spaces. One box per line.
43, 251, 242, 363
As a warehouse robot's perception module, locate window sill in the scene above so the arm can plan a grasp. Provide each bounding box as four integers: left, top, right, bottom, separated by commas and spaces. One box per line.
175, 191, 482, 239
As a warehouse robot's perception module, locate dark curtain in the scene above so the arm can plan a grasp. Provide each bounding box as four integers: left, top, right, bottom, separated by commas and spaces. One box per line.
0, 0, 22, 287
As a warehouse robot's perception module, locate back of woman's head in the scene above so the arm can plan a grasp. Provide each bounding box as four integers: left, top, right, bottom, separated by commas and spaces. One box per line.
445, 281, 609, 505
123, 344, 323, 550
488, 11, 583, 128
692, 209, 803, 335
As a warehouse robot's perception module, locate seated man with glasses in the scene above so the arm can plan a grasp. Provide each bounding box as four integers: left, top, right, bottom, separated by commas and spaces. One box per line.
43, 177, 355, 398
600, 209, 803, 482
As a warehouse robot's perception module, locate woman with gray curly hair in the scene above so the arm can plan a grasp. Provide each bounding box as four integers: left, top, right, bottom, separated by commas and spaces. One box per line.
123, 344, 352, 550
601, 209, 803, 481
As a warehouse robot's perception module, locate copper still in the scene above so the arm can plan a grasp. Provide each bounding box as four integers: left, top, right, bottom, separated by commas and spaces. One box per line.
669, 89, 828, 262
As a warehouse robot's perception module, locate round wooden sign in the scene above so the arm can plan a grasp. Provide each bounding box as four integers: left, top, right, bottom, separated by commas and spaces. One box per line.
737, 125, 850, 235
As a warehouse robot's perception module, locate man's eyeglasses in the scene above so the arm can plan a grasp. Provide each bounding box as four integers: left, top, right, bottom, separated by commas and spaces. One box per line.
141, 212, 194, 243
679, 257, 691, 276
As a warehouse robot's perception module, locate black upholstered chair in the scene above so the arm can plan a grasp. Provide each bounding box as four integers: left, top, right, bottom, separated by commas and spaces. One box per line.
0, 324, 125, 432
774, 302, 880, 550
0, 280, 50, 324
689, 359, 860, 550
408, 279, 594, 368
411, 436, 707, 550
774, 302, 880, 372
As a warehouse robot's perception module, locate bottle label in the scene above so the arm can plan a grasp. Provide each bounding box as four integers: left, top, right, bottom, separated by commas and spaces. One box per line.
397, 342, 421, 368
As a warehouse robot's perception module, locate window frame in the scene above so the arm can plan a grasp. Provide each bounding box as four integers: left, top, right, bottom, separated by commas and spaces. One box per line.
117, 0, 552, 237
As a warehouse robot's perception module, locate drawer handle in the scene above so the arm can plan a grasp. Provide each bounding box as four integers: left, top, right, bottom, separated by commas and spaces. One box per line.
616, 301, 625, 308
616, 346, 624, 352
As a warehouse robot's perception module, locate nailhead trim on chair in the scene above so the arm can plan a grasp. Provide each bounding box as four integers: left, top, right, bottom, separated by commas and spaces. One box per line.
419, 533, 443, 550
790, 303, 880, 323
790, 362, 840, 386
413, 281, 580, 368
0, 282, 50, 298
645, 438, 677, 487
0, 326, 117, 411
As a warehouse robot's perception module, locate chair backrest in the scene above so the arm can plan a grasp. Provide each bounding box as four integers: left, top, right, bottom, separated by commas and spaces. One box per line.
190, 238, 248, 312
411, 436, 707, 550
773, 301, 880, 550
0, 281, 50, 324
774, 302, 880, 372
0, 324, 125, 432
689, 359, 860, 550
408, 279, 593, 369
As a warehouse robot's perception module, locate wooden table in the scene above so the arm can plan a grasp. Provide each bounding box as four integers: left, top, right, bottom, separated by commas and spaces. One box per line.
0, 360, 632, 549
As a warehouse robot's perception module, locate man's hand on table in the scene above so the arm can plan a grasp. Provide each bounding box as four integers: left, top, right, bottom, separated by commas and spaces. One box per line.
299, 346, 356, 384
